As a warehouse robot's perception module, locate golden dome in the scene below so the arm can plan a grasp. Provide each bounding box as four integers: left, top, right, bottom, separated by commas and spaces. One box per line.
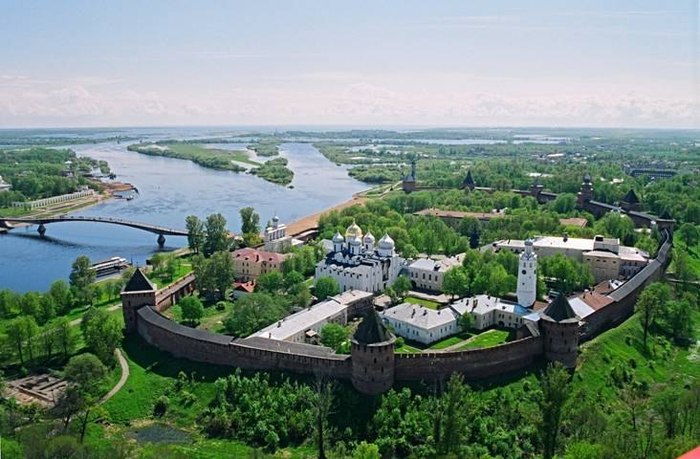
345, 219, 363, 239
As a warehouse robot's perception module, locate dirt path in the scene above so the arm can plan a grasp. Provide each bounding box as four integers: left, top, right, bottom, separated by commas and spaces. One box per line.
100, 348, 129, 404
69, 303, 121, 327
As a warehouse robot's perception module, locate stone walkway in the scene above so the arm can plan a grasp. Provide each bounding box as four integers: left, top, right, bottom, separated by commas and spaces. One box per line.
99, 348, 129, 404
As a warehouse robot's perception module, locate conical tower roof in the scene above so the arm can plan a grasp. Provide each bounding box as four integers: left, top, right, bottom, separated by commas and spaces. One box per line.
123, 268, 156, 293
353, 310, 392, 345
541, 293, 578, 323
463, 170, 475, 186
622, 189, 639, 204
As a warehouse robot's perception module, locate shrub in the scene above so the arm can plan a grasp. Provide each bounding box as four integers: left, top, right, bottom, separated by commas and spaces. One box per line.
154, 395, 169, 417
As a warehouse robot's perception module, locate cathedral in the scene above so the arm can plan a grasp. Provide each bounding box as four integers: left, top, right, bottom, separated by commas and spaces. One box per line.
315, 220, 406, 293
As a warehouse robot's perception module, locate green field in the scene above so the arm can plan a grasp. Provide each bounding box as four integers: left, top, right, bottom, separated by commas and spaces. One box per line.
458, 329, 511, 350
428, 331, 474, 350
404, 295, 441, 310
574, 310, 700, 400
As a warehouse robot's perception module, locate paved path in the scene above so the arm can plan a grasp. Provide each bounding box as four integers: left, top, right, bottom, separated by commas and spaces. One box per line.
100, 348, 129, 404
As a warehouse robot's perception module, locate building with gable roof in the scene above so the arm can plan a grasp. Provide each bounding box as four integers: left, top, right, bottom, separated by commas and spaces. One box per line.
231, 247, 288, 282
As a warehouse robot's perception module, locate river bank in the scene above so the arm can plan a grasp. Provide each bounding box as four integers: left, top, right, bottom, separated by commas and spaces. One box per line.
1, 140, 368, 292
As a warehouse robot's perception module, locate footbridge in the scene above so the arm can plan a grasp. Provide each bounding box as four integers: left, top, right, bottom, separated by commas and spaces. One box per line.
0, 216, 188, 247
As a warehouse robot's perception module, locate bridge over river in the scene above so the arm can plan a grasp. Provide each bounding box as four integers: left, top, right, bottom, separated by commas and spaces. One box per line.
0, 216, 188, 247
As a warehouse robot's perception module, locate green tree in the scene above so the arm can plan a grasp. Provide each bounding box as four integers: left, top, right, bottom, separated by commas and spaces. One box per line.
63, 353, 107, 392
662, 298, 694, 344
49, 280, 74, 315
179, 295, 204, 326
539, 362, 571, 459
5, 315, 39, 365
210, 251, 235, 300
20, 292, 42, 321
284, 270, 305, 289
203, 213, 229, 257
315, 277, 340, 301
635, 282, 671, 348
435, 374, 469, 456
392, 275, 411, 299
676, 223, 699, 247
442, 266, 469, 299
69, 256, 96, 306
319, 323, 348, 351
54, 317, 77, 359
353, 441, 381, 459
550, 193, 577, 214
458, 312, 474, 331
185, 215, 205, 254
240, 206, 261, 235
80, 308, 122, 365
61, 353, 107, 443
256, 271, 285, 293
223, 293, 288, 337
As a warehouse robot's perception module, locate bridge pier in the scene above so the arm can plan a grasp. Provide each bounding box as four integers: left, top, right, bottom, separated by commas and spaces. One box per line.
37, 224, 46, 236
157, 234, 166, 248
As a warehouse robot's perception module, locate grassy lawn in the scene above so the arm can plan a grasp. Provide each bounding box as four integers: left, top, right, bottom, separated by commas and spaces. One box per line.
404, 296, 441, 310
164, 301, 232, 333
574, 309, 700, 400
98, 334, 318, 457
458, 329, 511, 350
103, 334, 235, 425
428, 331, 474, 350
395, 343, 423, 354
148, 260, 194, 286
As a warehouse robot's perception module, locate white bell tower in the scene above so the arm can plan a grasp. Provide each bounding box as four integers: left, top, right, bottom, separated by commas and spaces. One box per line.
517, 239, 537, 307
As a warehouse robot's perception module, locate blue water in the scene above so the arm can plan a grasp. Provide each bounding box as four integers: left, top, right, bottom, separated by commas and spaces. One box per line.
0, 138, 367, 292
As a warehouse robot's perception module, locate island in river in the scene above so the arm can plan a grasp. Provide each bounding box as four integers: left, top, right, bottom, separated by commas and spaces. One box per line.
127, 140, 294, 186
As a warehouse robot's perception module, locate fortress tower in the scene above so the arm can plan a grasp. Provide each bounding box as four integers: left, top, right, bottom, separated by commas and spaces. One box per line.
351, 310, 396, 395
620, 189, 641, 212
461, 170, 475, 191
577, 174, 593, 206
402, 158, 417, 193
121, 268, 157, 334
539, 293, 579, 368
517, 239, 537, 307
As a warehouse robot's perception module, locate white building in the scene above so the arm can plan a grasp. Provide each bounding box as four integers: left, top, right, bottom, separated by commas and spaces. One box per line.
263, 215, 303, 253
451, 294, 530, 330
381, 303, 460, 344
0, 176, 11, 192
315, 221, 405, 293
407, 254, 463, 292
253, 290, 373, 344
517, 240, 537, 307
493, 235, 649, 283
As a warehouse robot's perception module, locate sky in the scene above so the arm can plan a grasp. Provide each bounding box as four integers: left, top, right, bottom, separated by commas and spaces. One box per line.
0, 0, 698, 129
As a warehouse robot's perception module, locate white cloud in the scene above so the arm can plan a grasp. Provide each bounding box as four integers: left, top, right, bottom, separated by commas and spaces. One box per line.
0, 74, 696, 129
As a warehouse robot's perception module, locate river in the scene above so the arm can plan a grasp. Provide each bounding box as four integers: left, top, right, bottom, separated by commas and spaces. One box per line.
0, 139, 368, 292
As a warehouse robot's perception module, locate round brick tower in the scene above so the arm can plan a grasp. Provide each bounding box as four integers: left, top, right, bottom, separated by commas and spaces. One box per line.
351, 310, 396, 395
539, 293, 580, 369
